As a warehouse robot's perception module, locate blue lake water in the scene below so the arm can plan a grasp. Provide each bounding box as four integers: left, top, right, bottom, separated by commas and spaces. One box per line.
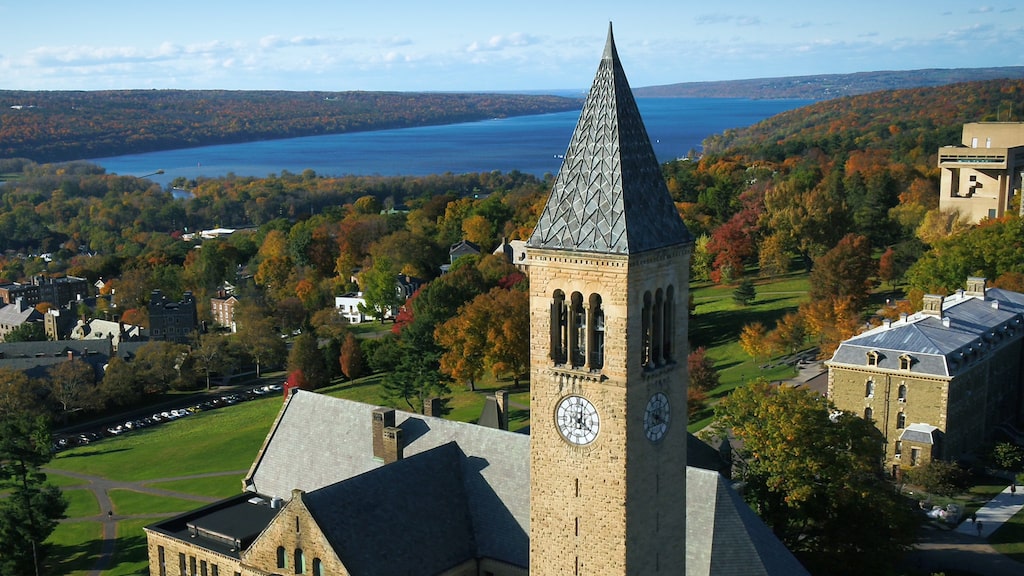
92, 98, 811, 187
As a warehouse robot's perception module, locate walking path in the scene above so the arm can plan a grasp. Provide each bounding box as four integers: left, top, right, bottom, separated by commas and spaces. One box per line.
956, 483, 1024, 538
46, 468, 248, 576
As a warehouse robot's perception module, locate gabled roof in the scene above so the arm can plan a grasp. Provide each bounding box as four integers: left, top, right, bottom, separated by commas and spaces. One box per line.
527, 24, 692, 255
303, 443, 480, 576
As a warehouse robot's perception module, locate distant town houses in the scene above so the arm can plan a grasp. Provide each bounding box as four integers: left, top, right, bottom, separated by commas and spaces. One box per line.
0, 298, 44, 341
334, 274, 425, 323
0, 274, 90, 308
493, 237, 529, 271
211, 292, 240, 333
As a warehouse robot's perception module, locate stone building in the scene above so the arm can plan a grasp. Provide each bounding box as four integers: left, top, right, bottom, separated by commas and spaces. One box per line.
938, 122, 1024, 223
149, 290, 198, 344
144, 27, 808, 576
827, 277, 1024, 474
0, 274, 89, 308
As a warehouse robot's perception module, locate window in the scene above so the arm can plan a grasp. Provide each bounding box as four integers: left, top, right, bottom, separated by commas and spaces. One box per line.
295, 549, 306, 574
277, 546, 288, 569
179, 553, 186, 576
895, 441, 902, 457
652, 289, 664, 366
570, 292, 585, 367
312, 559, 323, 576
898, 384, 907, 402
865, 380, 875, 398
897, 412, 906, 429
158, 546, 166, 576
662, 285, 675, 362
866, 351, 879, 366
911, 447, 921, 466
642, 291, 653, 368
899, 355, 913, 371
588, 294, 604, 370
550, 290, 567, 364
864, 407, 873, 421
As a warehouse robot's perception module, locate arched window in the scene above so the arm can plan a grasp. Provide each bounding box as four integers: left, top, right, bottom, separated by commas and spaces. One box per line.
652, 289, 664, 366
570, 292, 586, 367
642, 291, 653, 368
897, 412, 906, 429
276, 546, 288, 569
898, 384, 907, 402
294, 548, 305, 574
864, 407, 873, 421
312, 559, 323, 576
865, 380, 875, 398
662, 285, 674, 363
550, 290, 567, 364
588, 293, 604, 370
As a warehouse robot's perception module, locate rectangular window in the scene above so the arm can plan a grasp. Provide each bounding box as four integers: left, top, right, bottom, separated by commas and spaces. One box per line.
179, 553, 186, 576
158, 546, 166, 576
911, 447, 921, 466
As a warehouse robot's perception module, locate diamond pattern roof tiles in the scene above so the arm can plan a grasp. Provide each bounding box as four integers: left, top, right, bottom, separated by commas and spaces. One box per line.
527, 24, 691, 254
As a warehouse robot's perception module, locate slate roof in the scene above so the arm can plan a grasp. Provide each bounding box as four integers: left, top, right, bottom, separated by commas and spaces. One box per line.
900, 423, 941, 445
245, 391, 530, 568
242, 390, 807, 575
527, 24, 692, 255
828, 290, 1024, 377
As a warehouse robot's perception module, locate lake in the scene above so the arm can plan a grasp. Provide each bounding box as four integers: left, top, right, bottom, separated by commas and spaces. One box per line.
92, 98, 811, 187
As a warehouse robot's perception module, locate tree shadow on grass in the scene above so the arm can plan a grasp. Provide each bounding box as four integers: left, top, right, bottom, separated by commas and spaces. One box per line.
690, 306, 794, 349
110, 531, 151, 573
44, 538, 103, 575
57, 447, 131, 459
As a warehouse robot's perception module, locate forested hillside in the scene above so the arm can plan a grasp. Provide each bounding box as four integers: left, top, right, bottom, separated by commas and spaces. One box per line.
0, 90, 581, 163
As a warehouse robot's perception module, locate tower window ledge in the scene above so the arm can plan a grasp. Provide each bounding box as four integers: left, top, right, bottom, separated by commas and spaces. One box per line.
548, 365, 607, 382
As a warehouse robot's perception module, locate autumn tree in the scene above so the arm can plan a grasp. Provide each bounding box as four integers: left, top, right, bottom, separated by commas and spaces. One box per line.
287, 333, 329, 390
339, 332, 367, 380
233, 301, 287, 378
877, 246, 899, 292
708, 380, 917, 576
687, 347, 720, 393
739, 321, 770, 363
359, 256, 400, 323
191, 332, 230, 391
808, 233, 874, 310
767, 312, 807, 356
801, 296, 863, 359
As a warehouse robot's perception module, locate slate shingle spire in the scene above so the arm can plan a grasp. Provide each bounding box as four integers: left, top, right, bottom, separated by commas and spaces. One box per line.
527, 24, 692, 254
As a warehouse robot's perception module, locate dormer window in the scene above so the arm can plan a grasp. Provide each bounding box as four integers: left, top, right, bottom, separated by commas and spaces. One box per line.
866, 351, 880, 367
899, 354, 913, 371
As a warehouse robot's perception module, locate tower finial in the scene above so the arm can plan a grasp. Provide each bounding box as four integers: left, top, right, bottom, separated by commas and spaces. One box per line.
604, 22, 616, 60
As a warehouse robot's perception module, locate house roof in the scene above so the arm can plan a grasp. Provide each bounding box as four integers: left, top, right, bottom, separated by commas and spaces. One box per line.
242, 390, 807, 575
828, 289, 1024, 377
526, 24, 691, 255
900, 423, 941, 444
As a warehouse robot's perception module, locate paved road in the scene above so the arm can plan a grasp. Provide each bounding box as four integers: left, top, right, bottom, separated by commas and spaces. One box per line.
47, 468, 248, 576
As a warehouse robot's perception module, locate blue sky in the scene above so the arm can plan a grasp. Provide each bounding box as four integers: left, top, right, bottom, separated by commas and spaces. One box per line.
1, 1, 1021, 92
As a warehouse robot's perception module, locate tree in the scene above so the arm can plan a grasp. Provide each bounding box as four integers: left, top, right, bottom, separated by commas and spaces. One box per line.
287, 333, 329, 390
732, 278, 756, 306
234, 302, 286, 378
708, 380, 917, 575
339, 333, 367, 380
739, 322, 769, 363
46, 359, 96, 423
877, 246, 899, 292
96, 356, 145, 408
767, 311, 807, 356
191, 332, 230, 391
687, 347, 720, 393
359, 256, 400, 323
809, 233, 874, 310
133, 341, 190, 393
0, 369, 41, 418
3, 322, 46, 343
0, 412, 68, 575
800, 296, 863, 359
905, 460, 971, 497
991, 442, 1024, 472
382, 347, 451, 413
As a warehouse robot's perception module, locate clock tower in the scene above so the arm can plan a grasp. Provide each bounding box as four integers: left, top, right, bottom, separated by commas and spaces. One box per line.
527, 25, 693, 576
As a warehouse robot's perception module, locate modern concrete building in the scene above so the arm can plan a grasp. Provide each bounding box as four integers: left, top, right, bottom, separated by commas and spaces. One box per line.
938, 122, 1024, 223
827, 277, 1024, 475
144, 27, 808, 576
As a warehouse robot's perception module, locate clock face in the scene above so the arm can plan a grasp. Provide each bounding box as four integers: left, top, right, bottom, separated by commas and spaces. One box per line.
644, 392, 670, 442
555, 395, 600, 445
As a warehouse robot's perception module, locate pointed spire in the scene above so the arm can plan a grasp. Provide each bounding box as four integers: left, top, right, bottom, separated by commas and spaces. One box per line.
527, 26, 691, 255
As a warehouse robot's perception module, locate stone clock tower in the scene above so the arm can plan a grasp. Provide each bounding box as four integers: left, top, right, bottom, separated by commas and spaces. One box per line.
527, 25, 693, 576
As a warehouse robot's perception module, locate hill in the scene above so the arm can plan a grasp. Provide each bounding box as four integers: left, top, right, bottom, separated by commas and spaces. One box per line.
0, 90, 582, 164
635, 67, 1024, 100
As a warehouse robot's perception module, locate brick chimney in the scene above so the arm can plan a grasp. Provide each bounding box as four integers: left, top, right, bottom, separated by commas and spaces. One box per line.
372, 408, 395, 460
383, 426, 403, 463
496, 390, 509, 431
423, 397, 442, 418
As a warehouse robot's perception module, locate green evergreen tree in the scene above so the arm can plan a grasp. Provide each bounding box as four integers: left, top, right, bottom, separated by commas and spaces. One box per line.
732, 278, 756, 306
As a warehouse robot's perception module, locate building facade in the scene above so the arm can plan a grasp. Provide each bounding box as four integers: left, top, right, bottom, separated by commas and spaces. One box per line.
148, 290, 198, 344
827, 278, 1024, 474
938, 122, 1024, 223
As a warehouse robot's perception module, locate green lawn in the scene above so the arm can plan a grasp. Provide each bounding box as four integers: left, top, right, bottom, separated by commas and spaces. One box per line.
144, 474, 242, 500
63, 488, 101, 518
105, 519, 157, 576
108, 489, 208, 516
44, 521, 103, 576
990, 505, 1024, 562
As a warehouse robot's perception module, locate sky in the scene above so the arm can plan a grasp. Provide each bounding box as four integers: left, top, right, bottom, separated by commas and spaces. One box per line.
1, 1, 1021, 93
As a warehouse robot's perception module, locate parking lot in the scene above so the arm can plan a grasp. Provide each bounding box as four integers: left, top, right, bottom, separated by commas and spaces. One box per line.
53, 383, 283, 452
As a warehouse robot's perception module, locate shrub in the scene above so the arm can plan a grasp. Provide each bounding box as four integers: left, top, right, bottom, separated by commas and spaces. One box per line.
905, 460, 971, 497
